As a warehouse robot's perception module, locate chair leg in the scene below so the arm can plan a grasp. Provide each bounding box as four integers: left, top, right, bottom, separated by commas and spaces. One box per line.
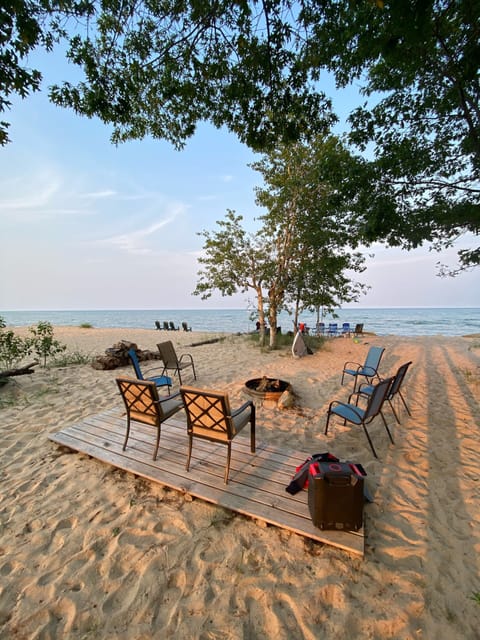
398, 390, 412, 416
362, 423, 379, 458
388, 398, 401, 423
153, 426, 161, 461
250, 406, 256, 452
186, 435, 193, 471
123, 418, 131, 451
224, 444, 232, 484
177, 368, 183, 385
381, 412, 395, 444
325, 412, 331, 435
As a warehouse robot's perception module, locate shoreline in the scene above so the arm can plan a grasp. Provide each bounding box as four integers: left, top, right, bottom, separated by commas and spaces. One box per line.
1, 329, 480, 638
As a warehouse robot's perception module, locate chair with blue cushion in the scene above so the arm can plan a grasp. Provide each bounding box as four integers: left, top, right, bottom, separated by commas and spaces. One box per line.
325, 377, 395, 458
357, 361, 412, 423
127, 348, 172, 392
341, 345, 385, 392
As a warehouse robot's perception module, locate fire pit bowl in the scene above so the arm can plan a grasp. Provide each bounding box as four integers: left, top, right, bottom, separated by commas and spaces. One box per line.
244, 377, 290, 402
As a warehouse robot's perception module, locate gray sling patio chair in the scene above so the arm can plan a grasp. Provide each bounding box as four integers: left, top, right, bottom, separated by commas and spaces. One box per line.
325, 376, 395, 459
157, 340, 197, 385
116, 378, 183, 460
341, 345, 385, 392
357, 361, 413, 423
180, 386, 255, 484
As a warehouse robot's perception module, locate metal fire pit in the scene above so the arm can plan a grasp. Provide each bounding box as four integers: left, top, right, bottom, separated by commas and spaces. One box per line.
244, 377, 290, 402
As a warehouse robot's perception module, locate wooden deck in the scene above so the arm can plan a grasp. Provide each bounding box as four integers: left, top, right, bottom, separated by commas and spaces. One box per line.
48, 408, 364, 557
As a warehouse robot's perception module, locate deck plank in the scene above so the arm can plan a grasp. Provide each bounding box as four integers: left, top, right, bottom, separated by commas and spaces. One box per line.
48, 408, 364, 556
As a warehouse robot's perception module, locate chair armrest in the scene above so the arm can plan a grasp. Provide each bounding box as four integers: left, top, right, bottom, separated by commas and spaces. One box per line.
231, 400, 254, 417
158, 391, 182, 404
179, 353, 194, 364
343, 360, 362, 370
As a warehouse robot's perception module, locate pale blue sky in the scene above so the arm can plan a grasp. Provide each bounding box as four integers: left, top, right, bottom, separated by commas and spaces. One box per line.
0, 50, 478, 311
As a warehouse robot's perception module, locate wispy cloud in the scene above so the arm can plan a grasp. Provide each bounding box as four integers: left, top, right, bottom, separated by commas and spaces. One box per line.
80, 190, 117, 199
99, 203, 187, 254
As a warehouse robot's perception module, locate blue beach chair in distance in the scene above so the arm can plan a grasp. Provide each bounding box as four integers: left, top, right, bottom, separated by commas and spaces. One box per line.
127, 348, 172, 393
341, 345, 385, 392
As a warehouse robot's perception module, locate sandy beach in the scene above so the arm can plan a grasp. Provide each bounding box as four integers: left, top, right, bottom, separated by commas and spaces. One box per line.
1, 327, 479, 639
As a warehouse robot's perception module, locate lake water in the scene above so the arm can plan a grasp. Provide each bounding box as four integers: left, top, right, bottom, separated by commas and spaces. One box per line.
2, 308, 479, 337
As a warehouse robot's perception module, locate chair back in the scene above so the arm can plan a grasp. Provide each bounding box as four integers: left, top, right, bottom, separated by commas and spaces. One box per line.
328, 323, 338, 335
342, 322, 350, 334
169, 322, 177, 331
180, 387, 234, 441
354, 323, 364, 334
127, 348, 144, 380
157, 340, 178, 367
364, 346, 385, 373
389, 361, 412, 399
364, 377, 394, 420
155, 320, 161, 330
116, 377, 163, 425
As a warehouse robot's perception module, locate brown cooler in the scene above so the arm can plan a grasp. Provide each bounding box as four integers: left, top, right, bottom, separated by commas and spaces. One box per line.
307, 461, 364, 531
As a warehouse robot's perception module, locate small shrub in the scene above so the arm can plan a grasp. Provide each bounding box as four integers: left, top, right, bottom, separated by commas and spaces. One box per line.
0, 316, 30, 369
79, 322, 93, 329
28, 321, 67, 367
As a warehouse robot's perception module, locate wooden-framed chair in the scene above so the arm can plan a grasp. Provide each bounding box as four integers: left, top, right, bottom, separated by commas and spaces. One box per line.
357, 361, 412, 423
116, 378, 183, 460
341, 345, 385, 392
127, 347, 172, 392
157, 340, 196, 385
180, 386, 256, 483
325, 377, 395, 459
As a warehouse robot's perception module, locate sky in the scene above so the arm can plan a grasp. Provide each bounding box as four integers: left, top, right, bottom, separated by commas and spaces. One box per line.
0, 50, 478, 312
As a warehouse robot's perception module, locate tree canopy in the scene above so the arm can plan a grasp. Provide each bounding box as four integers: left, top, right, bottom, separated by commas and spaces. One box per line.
2, 0, 479, 269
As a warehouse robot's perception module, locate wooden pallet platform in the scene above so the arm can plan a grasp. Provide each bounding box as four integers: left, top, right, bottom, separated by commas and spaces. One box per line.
48, 408, 364, 557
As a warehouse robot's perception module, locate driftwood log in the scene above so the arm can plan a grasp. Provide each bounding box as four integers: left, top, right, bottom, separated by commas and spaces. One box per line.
0, 361, 39, 378
91, 340, 161, 371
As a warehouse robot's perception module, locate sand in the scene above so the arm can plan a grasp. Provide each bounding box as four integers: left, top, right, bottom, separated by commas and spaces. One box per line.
1, 327, 479, 639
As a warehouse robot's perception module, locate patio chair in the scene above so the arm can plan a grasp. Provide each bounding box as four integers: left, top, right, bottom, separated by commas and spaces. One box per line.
155, 320, 163, 331
157, 340, 197, 385
116, 378, 183, 460
341, 322, 351, 337
353, 323, 364, 337
325, 377, 395, 458
127, 347, 172, 392
169, 321, 179, 331
315, 322, 325, 336
357, 361, 412, 423
163, 321, 170, 330
180, 386, 256, 483
341, 345, 385, 392
182, 321, 192, 332
327, 323, 338, 337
